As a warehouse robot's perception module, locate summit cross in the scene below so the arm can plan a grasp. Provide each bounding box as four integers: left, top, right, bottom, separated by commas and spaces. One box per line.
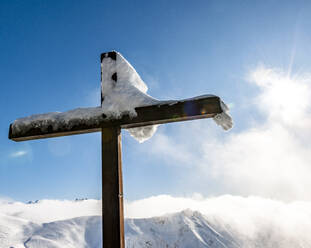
9, 51, 231, 248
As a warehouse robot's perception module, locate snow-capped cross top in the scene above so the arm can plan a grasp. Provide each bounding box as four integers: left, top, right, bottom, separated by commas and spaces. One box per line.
100, 51, 232, 142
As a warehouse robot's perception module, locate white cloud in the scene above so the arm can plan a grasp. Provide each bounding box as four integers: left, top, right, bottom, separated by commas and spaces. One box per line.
145, 132, 197, 166
142, 66, 311, 201
203, 66, 311, 200
10, 150, 27, 158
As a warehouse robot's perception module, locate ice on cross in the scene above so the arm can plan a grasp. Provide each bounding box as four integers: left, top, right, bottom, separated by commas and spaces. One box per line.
101, 52, 159, 142
101, 51, 232, 142
101, 52, 158, 116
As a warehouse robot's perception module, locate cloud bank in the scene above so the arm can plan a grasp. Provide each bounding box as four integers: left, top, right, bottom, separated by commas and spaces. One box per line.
142, 66, 311, 201
125, 194, 311, 244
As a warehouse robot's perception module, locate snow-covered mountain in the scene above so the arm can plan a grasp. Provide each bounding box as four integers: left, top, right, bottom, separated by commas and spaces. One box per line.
23, 210, 237, 248
125, 210, 238, 248
2, 211, 310, 248
24, 216, 101, 248
1, 196, 311, 248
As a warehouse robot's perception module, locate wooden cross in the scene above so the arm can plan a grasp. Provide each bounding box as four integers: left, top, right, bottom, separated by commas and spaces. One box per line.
9, 51, 227, 248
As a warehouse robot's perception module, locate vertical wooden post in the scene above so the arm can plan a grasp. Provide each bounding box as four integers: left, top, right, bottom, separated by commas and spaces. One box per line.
102, 127, 124, 248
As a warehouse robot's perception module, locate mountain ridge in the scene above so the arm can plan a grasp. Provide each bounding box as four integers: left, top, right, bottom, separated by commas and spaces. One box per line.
1, 196, 311, 248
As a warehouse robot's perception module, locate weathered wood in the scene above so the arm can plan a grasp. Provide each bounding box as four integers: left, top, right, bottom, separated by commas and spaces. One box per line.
102, 127, 124, 248
9, 96, 222, 141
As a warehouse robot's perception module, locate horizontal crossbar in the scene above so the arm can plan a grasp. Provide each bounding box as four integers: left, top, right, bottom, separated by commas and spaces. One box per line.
9, 96, 222, 141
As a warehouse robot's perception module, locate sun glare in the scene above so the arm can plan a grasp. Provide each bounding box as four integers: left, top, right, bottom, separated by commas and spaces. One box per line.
249, 66, 310, 125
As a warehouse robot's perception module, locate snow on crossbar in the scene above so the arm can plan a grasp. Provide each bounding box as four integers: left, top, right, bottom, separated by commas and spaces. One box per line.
9, 96, 222, 142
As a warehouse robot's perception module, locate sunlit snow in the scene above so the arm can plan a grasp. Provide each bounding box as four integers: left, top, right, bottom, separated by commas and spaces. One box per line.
1, 196, 310, 248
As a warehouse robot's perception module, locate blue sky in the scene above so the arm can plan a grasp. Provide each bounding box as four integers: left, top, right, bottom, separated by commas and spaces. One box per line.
1, 0, 311, 202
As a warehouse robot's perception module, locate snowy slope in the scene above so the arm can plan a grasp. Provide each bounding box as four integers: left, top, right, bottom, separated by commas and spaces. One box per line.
23, 210, 238, 248
0, 214, 39, 248
125, 210, 238, 248
2, 211, 311, 248
1, 197, 311, 248
24, 216, 101, 248
5, 211, 236, 248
